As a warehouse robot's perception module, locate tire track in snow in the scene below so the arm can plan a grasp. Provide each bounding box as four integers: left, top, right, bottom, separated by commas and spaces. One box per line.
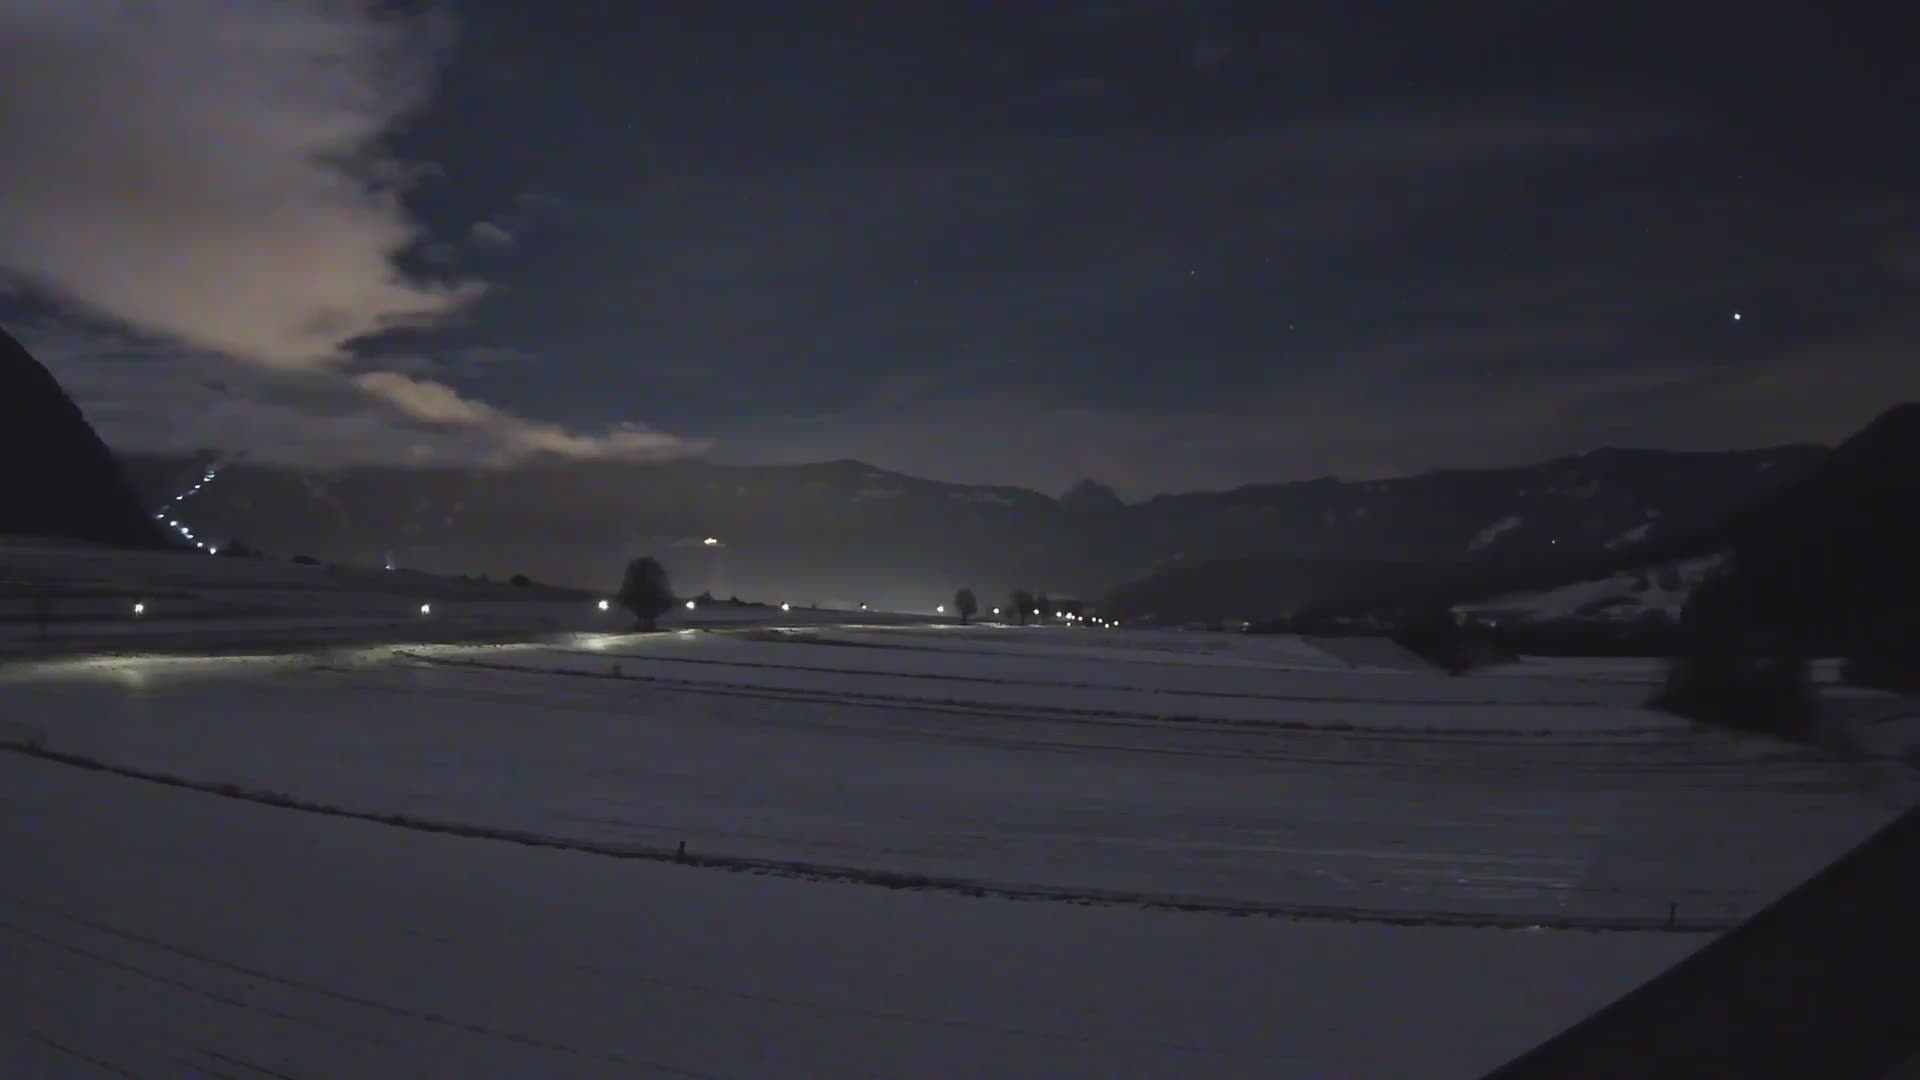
401, 650, 1679, 740
556, 643, 1631, 710
301, 659, 1816, 779
0, 741, 1742, 934
0, 893, 731, 1080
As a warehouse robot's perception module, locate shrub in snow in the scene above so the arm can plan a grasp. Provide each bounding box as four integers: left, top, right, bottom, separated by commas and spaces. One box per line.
953, 587, 978, 624
1391, 611, 1512, 674
617, 556, 676, 631
1651, 571, 1818, 742
1007, 589, 1036, 626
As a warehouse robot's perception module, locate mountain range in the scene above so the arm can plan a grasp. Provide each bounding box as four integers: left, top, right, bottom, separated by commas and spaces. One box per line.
2, 317, 1864, 620
111, 440, 1825, 615
5, 307, 1913, 693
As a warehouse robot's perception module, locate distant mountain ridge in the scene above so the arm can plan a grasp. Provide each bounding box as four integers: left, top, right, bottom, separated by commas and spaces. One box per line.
116, 438, 1825, 612
1308, 403, 1920, 637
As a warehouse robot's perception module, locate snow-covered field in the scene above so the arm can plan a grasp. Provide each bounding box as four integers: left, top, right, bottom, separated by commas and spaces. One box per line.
3, 613, 1915, 1076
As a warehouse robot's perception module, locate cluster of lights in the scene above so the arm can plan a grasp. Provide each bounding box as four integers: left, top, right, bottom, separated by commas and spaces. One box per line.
153, 466, 222, 554
1041, 610, 1117, 628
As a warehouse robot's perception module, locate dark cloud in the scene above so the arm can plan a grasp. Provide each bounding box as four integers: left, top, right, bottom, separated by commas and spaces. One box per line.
7, 1, 1915, 490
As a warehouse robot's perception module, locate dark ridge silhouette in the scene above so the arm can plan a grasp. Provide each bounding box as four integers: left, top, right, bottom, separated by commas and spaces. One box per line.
1486, 806, 1920, 1079
1707, 403, 1920, 656
0, 324, 167, 548
1305, 404, 1917, 625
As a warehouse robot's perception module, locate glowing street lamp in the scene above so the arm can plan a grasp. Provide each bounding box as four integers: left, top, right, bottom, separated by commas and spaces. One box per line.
597, 599, 611, 611
685, 599, 697, 610
703, 537, 720, 546
132, 602, 145, 616
418, 603, 432, 615
781, 602, 791, 612
936, 604, 946, 614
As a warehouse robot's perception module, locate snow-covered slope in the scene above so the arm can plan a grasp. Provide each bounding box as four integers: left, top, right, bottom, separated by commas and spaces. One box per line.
1453, 556, 1725, 625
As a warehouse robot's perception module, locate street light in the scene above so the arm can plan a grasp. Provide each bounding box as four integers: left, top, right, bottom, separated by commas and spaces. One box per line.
597, 599, 610, 611
703, 537, 720, 546
132, 602, 145, 616
685, 599, 697, 610
419, 603, 432, 615
936, 604, 945, 614
781, 602, 791, 612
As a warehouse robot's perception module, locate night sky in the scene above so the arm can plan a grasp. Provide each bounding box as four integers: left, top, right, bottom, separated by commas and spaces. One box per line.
1, 1, 1915, 496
